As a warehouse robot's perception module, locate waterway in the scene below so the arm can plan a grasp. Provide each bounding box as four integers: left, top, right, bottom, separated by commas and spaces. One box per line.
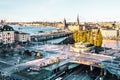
12, 26, 57, 35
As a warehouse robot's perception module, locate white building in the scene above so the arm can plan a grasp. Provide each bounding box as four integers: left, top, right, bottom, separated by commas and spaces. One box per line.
2, 25, 15, 44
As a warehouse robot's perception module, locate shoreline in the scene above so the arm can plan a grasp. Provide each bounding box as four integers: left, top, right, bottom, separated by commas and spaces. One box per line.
103, 39, 118, 42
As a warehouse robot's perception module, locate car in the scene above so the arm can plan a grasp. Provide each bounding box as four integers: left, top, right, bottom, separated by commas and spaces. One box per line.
55, 77, 62, 80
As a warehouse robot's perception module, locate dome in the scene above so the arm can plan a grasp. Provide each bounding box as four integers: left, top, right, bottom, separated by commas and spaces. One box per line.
2, 25, 14, 31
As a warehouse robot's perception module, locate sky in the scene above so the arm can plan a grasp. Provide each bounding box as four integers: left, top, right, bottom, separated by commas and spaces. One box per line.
0, 0, 120, 22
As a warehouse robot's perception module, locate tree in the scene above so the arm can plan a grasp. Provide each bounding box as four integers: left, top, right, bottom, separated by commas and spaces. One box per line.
72, 29, 103, 47
95, 29, 102, 47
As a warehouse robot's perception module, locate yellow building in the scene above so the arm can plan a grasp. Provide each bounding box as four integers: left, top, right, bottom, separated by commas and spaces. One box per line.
68, 25, 80, 32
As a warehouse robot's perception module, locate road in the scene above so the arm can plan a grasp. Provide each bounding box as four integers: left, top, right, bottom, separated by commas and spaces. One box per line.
0, 44, 116, 77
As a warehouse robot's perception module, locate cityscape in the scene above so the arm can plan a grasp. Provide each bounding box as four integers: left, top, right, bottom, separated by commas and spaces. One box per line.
1, 0, 120, 80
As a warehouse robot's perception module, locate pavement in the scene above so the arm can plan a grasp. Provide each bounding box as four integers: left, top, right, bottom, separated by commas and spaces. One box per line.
0, 44, 119, 79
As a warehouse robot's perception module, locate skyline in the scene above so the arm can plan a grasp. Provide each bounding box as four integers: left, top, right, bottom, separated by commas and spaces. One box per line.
1, 0, 120, 22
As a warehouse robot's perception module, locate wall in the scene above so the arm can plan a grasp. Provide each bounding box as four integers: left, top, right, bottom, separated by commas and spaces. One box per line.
101, 29, 119, 40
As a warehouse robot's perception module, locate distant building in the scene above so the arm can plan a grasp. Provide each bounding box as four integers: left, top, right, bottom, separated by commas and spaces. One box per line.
77, 15, 80, 26
68, 25, 80, 31
101, 29, 120, 40
2, 25, 15, 44
63, 18, 67, 29
1, 19, 7, 25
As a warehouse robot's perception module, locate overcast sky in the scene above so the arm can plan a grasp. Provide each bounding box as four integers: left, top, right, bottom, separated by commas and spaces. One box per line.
0, 0, 120, 22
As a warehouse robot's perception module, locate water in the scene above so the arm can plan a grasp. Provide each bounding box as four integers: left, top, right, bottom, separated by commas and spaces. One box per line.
102, 40, 120, 49
12, 26, 56, 35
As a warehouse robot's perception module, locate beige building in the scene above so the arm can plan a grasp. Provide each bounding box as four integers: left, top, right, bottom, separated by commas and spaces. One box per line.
68, 25, 80, 31
2, 25, 14, 44
15, 31, 30, 42
101, 29, 119, 39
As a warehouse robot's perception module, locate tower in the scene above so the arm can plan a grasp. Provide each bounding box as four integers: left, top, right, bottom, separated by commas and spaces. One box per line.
63, 18, 67, 29
77, 14, 82, 30
77, 14, 80, 26
1, 19, 7, 25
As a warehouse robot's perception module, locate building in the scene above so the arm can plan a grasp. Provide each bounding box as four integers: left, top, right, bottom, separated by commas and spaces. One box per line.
63, 18, 67, 29
1, 19, 7, 25
18, 32, 30, 42
15, 31, 30, 43
77, 15, 80, 26
0, 25, 30, 44
0, 28, 3, 42
2, 25, 15, 44
101, 29, 119, 40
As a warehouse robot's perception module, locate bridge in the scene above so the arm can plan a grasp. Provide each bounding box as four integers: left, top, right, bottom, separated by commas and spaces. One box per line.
30, 31, 72, 42
1, 44, 118, 77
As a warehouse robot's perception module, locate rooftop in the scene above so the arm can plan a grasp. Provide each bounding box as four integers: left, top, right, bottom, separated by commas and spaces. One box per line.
2, 25, 14, 31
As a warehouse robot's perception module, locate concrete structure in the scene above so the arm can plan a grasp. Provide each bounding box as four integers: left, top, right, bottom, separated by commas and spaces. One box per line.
70, 42, 94, 53
2, 25, 14, 44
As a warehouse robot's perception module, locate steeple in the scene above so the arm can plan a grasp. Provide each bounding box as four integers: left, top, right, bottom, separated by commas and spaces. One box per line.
77, 14, 80, 26
63, 18, 67, 29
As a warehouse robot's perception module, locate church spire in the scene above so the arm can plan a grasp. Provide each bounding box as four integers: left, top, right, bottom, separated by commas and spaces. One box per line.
77, 14, 79, 26
63, 18, 67, 29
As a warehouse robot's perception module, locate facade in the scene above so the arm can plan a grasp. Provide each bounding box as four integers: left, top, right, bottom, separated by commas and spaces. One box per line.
18, 32, 30, 42
101, 29, 119, 39
15, 31, 30, 42
0, 25, 30, 44
0, 29, 2, 42
63, 18, 67, 29
2, 25, 15, 44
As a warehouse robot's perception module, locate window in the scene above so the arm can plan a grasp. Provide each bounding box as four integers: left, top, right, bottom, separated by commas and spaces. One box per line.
8, 38, 10, 41
7, 33, 10, 36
